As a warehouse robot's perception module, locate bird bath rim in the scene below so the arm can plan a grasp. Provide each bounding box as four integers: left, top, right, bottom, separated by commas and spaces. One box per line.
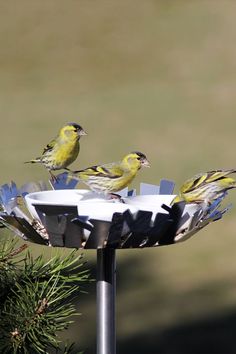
24, 189, 178, 222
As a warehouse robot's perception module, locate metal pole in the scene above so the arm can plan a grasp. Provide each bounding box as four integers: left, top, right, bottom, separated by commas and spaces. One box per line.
97, 248, 116, 354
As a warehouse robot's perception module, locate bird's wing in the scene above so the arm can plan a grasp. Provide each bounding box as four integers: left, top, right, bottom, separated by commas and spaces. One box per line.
42, 139, 57, 154
181, 169, 236, 194
76, 162, 124, 179
204, 169, 236, 183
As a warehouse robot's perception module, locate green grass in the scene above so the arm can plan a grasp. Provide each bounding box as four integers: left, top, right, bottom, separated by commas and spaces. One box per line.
1, 1, 236, 353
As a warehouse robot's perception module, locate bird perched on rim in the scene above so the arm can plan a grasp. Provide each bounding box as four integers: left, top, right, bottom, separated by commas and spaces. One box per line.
25, 123, 87, 180
71, 151, 150, 195
172, 169, 236, 205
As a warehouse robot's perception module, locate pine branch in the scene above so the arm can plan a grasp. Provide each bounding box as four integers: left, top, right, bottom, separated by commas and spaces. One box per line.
0, 237, 90, 354
0, 239, 28, 301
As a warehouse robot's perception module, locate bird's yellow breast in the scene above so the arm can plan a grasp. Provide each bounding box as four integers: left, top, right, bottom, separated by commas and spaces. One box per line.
52, 140, 80, 169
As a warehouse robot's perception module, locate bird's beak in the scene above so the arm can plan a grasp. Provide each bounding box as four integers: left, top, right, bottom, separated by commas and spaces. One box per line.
79, 129, 87, 136
142, 158, 151, 168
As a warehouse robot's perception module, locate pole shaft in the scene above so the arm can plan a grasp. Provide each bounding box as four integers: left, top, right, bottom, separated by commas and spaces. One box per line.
97, 248, 116, 354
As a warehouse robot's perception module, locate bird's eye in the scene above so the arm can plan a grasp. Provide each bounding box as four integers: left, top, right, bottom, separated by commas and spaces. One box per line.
137, 157, 141, 160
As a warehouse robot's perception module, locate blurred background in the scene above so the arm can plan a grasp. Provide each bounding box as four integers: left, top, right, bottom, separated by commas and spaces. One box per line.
1, 1, 236, 353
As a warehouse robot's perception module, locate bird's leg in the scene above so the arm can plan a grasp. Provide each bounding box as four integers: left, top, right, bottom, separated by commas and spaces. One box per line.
49, 171, 58, 183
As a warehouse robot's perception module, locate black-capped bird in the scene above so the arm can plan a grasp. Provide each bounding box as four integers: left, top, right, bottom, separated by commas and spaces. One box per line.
71, 151, 150, 195
25, 123, 87, 180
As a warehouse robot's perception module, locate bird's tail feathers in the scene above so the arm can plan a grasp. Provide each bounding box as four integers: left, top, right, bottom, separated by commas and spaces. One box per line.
170, 195, 183, 205
67, 171, 81, 182
24, 158, 41, 164
71, 169, 83, 174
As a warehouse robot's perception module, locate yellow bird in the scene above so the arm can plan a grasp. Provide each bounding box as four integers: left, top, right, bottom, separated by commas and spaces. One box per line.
25, 123, 87, 180
172, 169, 236, 205
71, 151, 150, 195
